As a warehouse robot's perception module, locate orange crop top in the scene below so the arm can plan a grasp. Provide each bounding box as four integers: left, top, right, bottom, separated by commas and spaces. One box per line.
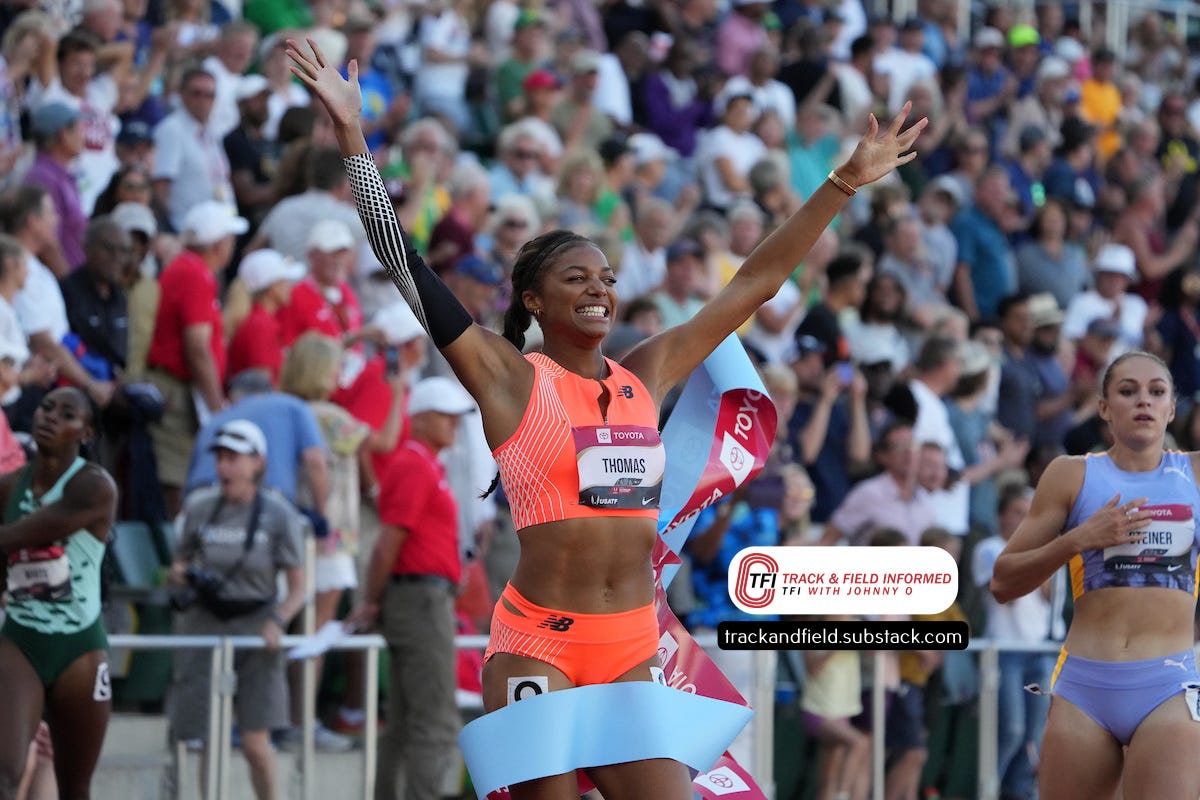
493, 353, 666, 531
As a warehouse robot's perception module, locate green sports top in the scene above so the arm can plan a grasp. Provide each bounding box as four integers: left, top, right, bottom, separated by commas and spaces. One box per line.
3, 458, 104, 634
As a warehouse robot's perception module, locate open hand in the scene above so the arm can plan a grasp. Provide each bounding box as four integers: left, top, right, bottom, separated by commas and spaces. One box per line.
838, 102, 928, 188
285, 37, 361, 127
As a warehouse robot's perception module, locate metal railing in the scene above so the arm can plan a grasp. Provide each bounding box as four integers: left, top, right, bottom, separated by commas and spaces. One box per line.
105, 631, 1091, 800
107, 633, 385, 800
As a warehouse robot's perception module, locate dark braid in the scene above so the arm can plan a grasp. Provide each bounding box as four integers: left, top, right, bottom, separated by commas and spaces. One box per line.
482, 230, 597, 499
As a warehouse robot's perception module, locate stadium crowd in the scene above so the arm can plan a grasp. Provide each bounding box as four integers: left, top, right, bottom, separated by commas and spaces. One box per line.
1, 0, 1199, 797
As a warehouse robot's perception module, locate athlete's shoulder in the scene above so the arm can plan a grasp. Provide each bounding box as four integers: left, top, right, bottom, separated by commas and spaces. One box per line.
1035, 454, 1089, 500
65, 462, 117, 501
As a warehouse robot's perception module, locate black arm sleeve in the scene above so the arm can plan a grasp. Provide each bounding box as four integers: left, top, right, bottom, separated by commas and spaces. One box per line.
343, 153, 474, 349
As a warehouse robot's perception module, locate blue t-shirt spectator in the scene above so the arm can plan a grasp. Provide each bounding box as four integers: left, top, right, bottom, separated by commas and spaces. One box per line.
952, 205, 1016, 320
687, 500, 780, 629
349, 67, 395, 153
788, 398, 853, 523
185, 392, 325, 501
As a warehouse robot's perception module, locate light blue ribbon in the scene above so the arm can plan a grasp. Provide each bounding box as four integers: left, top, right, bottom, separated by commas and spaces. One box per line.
460, 682, 754, 797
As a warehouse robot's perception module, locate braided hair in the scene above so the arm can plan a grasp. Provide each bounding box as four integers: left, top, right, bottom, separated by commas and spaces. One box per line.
482, 229, 597, 499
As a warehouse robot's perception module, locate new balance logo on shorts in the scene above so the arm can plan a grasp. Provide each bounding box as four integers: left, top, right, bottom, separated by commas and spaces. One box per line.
537, 615, 575, 632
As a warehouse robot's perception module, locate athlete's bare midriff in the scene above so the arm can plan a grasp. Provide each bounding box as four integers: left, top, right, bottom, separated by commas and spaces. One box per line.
509, 516, 659, 614
1065, 586, 1196, 660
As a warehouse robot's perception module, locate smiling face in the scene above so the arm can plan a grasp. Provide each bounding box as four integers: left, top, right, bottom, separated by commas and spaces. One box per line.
1098, 354, 1175, 447
523, 243, 617, 344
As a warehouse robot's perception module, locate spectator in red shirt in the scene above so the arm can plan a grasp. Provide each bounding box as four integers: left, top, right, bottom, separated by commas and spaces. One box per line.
146, 200, 247, 516
350, 376, 475, 800
277, 219, 364, 347
332, 302, 426, 496
227, 249, 304, 384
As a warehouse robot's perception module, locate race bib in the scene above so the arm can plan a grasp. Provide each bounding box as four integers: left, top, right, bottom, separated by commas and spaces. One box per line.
7, 544, 72, 602
573, 425, 665, 509
1104, 503, 1193, 573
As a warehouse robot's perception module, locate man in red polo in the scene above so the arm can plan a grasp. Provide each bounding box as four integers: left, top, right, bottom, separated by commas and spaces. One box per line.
146, 200, 247, 516
277, 218, 364, 347
354, 376, 474, 800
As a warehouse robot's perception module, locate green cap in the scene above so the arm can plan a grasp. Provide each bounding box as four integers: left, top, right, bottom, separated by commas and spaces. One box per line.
514, 9, 544, 30
1008, 24, 1040, 48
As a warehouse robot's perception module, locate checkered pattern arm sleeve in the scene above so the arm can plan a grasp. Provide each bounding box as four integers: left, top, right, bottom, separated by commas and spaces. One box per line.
343, 153, 472, 348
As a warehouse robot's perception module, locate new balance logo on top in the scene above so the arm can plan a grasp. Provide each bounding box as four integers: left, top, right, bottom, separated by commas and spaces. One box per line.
618, 385, 634, 399
538, 615, 575, 632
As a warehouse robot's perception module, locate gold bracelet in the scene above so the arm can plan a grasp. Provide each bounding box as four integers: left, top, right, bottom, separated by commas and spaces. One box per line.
827, 169, 857, 196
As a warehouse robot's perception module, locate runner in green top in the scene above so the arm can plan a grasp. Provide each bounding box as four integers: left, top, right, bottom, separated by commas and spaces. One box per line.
0, 386, 117, 799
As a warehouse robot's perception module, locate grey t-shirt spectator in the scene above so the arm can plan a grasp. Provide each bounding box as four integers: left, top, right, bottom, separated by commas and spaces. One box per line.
175, 485, 304, 603
1015, 240, 1089, 310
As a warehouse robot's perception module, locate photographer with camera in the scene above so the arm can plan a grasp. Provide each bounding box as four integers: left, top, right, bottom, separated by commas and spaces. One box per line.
166, 419, 306, 800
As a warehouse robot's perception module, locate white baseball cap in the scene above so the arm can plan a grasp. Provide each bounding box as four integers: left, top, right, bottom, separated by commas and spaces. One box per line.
373, 302, 425, 345
307, 219, 356, 253
210, 419, 268, 457
236, 74, 271, 101
973, 26, 1005, 49
1094, 243, 1136, 278
628, 133, 677, 166
407, 377, 476, 416
110, 202, 157, 237
183, 201, 249, 246
239, 249, 305, 293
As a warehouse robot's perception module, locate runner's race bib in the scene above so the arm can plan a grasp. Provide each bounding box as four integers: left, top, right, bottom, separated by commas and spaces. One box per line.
1104, 504, 1193, 572
573, 425, 665, 509
7, 544, 72, 602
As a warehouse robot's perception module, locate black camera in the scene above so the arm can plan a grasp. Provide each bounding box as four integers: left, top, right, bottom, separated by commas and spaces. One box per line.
170, 566, 225, 612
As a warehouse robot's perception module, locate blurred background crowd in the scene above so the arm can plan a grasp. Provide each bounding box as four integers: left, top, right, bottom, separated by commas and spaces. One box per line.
3, 0, 1200, 796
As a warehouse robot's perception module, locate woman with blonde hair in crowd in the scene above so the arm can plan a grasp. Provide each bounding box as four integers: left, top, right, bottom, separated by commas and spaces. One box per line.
279, 332, 370, 740
0, 10, 55, 181
553, 149, 607, 232
487, 194, 540, 277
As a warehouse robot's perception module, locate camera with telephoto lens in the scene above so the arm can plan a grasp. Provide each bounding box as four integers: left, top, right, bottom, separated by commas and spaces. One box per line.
170, 566, 225, 612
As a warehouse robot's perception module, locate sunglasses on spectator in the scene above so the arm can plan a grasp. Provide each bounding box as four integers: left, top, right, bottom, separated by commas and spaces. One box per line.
501, 218, 529, 228
513, 149, 540, 160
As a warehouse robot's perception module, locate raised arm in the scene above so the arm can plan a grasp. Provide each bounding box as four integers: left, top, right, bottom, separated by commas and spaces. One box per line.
0, 464, 117, 553
286, 39, 533, 446
622, 106, 926, 402
989, 456, 1153, 603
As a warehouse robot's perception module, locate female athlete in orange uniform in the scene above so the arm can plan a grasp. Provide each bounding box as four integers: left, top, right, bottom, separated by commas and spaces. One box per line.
288, 38, 923, 800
